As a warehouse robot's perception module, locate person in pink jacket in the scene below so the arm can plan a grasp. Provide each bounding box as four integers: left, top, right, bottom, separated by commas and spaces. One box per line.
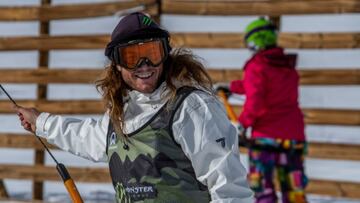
230, 18, 308, 203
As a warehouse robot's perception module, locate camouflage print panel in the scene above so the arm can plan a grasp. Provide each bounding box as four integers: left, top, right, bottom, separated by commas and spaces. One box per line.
107, 86, 210, 203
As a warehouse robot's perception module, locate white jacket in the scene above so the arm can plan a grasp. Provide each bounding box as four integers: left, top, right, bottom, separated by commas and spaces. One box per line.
35, 83, 254, 202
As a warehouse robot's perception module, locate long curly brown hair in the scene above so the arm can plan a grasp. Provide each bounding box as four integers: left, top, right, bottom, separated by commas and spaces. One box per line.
96, 48, 213, 136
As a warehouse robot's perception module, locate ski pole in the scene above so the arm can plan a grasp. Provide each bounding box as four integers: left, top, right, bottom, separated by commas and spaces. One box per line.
0, 84, 84, 203
216, 88, 250, 147
217, 89, 238, 123
0, 84, 17, 106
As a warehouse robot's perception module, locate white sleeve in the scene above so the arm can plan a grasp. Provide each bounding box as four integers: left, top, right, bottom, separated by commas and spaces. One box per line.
35, 112, 109, 162
172, 92, 254, 203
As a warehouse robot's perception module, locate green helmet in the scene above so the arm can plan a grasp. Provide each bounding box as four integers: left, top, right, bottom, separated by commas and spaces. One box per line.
244, 17, 277, 51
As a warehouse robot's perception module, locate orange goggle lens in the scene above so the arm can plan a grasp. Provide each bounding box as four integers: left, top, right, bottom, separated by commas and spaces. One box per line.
117, 39, 166, 69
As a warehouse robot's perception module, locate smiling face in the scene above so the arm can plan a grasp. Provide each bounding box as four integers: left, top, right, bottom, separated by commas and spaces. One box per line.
117, 63, 164, 93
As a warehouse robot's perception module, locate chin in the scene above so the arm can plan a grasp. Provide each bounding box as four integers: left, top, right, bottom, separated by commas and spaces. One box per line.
138, 85, 157, 93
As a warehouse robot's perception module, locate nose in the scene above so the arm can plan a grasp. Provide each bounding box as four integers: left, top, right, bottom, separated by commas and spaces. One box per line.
137, 58, 153, 68
132, 60, 153, 72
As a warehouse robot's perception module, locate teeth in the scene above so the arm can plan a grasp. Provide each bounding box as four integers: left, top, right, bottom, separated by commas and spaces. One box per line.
135, 72, 152, 78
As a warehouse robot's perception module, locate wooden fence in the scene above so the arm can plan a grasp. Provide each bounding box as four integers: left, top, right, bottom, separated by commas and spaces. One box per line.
0, 0, 359, 201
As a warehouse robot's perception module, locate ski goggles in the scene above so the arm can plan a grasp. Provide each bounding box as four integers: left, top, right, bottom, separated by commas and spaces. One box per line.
113, 38, 168, 70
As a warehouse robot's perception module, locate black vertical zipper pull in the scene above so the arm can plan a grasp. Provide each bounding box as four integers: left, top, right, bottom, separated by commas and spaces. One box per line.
123, 142, 129, 150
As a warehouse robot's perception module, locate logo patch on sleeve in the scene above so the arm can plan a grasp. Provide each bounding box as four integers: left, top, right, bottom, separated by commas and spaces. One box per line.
110, 132, 117, 145
216, 137, 226, 148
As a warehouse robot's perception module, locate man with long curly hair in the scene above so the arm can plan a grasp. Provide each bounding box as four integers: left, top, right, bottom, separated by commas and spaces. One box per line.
14, 12, 253, 202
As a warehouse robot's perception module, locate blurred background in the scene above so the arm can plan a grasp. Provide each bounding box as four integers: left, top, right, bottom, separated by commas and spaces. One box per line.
0, 0, 359, 202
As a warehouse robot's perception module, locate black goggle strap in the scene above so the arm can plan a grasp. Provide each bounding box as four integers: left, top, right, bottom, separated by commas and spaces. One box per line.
244, 24, 277, 41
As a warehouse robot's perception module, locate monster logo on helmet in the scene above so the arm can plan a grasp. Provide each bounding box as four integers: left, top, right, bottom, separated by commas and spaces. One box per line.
244, 17, 277, 51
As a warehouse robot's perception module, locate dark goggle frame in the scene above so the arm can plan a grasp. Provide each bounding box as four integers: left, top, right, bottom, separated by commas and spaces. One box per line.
113, 38, 169, 70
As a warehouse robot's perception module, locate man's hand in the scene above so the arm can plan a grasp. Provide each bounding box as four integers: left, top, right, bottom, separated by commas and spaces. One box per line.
13, 105, 40, 133
238, 126, 249, 147
214, 83, 231, 98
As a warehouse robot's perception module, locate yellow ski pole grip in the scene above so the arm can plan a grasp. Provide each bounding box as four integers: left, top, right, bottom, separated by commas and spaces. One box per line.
218, 90, 238, 122
56, 163, 84, 203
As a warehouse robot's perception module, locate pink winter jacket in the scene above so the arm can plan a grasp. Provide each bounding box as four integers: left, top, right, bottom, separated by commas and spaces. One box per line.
230, 47, 305, 141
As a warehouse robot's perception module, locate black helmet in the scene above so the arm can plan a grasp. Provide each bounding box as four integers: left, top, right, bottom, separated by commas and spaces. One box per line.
105, 12, 171, 61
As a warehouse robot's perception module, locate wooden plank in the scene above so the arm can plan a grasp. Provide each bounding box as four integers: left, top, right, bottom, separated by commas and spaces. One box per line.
269, 16, 281, 30
0, 164, 111, 183
0, 199, 46, 203
0, 35, 109, 51
308, 142, 360, 161
1, 68, 360, 85
303, 108, 360, 126
0, 180, 8, 198
2, 133, 359, 161
0, 1, 157, 21
1, 32, 359, 50
0, 100, 104, 114
162, 0, 360, 15
232, 106, 360, 126
0, 102, 359, 125
172, 33, 245, 48
207, 69, 360, 85
298, 69, 360, 85
37, 0, 51, 99
279, 32, 360, 49
34, 0, 51, 199
0, 69, 102, 84
171, 32, 360, 49
307, 179, 360, 199
0, 164, 359, 198
0, 134, 55, 150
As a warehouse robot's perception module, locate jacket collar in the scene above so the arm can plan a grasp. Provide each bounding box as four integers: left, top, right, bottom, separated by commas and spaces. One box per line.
127, 82, 168, 104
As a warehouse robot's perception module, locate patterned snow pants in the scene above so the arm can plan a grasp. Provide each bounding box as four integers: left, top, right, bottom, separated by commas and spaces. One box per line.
248, 138, 308, 203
